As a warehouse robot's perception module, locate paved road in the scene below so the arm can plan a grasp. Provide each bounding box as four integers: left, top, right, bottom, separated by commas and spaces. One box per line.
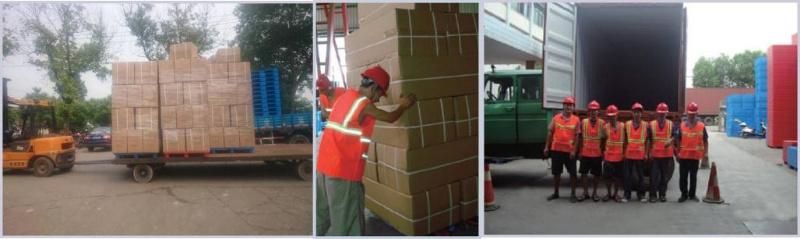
3, 149, 312, 235
486, 127, 797, 235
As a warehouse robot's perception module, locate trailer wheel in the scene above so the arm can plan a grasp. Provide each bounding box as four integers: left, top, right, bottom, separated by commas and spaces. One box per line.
289, 134, 311, 144
296, 160, 312, 181
32, 157, 54, 177
132, 164, 154, 183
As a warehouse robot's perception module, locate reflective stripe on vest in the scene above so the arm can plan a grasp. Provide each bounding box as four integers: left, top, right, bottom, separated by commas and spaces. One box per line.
650, 120, 674, 158
679, 121, 705, 160
604, 122, 624, 162
551, 114, 579, 153
625, 121, 647, 160
580, 118, 604, 158
317, 90, 374, 182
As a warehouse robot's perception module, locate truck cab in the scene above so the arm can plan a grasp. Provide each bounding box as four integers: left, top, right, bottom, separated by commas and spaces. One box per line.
484, 70, 553, 158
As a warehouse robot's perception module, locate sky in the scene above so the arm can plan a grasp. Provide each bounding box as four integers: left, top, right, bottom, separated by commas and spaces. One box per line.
685, 3, 797, 87
1, 3, 239, 99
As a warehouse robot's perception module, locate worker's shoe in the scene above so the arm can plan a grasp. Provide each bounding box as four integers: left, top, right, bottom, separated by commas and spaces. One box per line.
678, 195, 688, 203
649, 197, 658, 203
577, 193, 590, 202
546, 193, 560, 201
689, 195, 700, 202
602, 195, 611, 202
659, 196, 667, 202
570, 195, 578, 203
592, 194, 601, 202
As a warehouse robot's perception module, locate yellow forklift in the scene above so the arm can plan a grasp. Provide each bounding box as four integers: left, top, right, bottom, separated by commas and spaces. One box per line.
3, 78, 75, 176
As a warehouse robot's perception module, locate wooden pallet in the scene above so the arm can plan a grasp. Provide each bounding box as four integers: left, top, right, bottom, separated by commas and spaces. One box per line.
209, 147, 256, 154
163, 151, 209, 159
114, 152, 159, 159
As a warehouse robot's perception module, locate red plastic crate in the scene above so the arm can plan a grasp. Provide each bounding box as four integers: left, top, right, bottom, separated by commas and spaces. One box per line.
766, 45, 798, 148
784, 140, 798, 164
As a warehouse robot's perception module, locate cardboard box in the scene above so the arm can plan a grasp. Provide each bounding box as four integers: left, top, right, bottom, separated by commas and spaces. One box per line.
238, 128, 255, 147
126, 129, 143, 153
174, 59, 192, 82
210, 105, 231, 127
112, 108, 135, 130
208, 127, 225, 148
158, 60, 175, 84
377, 155, 477, 194
191, 105, 209, 128
169, 42, 199, 60
374, 136, 477, 173
224, 127, 240, 147
160, 106, 177, 129
211, 47, 241, 63
186, 128, 209, 152
183, 82, 207, 105
141, 84, 159, 107
453, 94, 478, 138
209, 63, 229, 82
160, 83, 184, 106
112, 62, 135, 85
228, 62, 251, 83
364, 177, 462, 236
111, 85, 127, 108
230, 104, 252, 127
112, 128, 127, 153
208, 82, 236, 105
357, 3, 415, 26
176, 106, 193, 129
346, 9, 450, 60
365, 160, 379, 181
142, 128, 160, 153
162, 129, 186, 152
135, 61, 159, 85
134, 107, 159, 130
460, 176, 478, 220
372, 97, 456, 149
237, 83, 253, 105
414, 3, 461, 12
190, 58, 209, 82
126, 85, 143, 107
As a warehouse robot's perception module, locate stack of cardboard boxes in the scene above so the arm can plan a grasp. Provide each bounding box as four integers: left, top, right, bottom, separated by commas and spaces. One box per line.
111, 62, 161, 153
111, 42, 255, 155
346, 3, 479, 235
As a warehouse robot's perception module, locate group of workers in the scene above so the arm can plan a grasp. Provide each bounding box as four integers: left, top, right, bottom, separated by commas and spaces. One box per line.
544, 96, 709, 204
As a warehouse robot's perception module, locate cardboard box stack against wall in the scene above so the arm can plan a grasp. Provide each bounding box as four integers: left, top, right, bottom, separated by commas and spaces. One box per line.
111, 42, 255, 155
111, 62, 161, 153
346, 3, 479, 236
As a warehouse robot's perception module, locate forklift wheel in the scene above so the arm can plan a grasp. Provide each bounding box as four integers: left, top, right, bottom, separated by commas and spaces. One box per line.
32, 157, 55, 177
132, 165, 154, 183
296, 160, 312, 181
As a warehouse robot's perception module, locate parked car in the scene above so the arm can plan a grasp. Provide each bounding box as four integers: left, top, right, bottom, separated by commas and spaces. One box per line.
81, 127, 112, 151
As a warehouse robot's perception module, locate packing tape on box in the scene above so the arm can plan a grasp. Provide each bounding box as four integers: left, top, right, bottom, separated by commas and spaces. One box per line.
431, 12, 439, 56
416, 103, 425, 147
389, 73, 478, 85
364, 177, 458, 234
406, 9, 414, 56
381, 154, 477, 193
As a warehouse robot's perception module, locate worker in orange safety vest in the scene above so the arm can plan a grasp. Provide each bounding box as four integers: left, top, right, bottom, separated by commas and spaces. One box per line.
576, 100, 605, 202
648, 102, 678, 203
316, 66, 417, 236
676, 102, 709, 203
544, 96, 581, 203
623, 102, 650, 203
317, 74, 346, 120
601, 105, 625, 203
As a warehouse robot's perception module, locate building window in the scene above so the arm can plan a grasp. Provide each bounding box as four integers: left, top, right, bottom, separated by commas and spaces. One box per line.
533, 3, 545, 27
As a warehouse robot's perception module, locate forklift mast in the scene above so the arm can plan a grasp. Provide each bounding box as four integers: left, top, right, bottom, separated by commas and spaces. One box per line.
3, 78, 58, 144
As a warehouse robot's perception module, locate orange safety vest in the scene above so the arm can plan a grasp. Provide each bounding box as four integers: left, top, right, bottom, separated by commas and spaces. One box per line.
317, 90, 376, 181
678, 121, 706, 160
580, 118, 605, 158
650, 120, 674, 158
550, 114, 579, 153
604, 121, 625, 162
625, 120, 647, 160
319, 87, 346, 114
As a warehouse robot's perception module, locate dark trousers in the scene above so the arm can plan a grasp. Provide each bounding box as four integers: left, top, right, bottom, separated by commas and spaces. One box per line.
623, 159, 646, 199
650, 157, 672, 198
679, 159, 700, 197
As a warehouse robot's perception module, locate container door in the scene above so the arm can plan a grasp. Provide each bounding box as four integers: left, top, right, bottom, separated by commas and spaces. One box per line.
484, 75, 517, 144
517, 74, 550, 144
542, 2, 577, 109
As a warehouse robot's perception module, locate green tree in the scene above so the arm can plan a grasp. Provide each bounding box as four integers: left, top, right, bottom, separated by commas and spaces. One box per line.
21, 4, 111, 131
122, 3, 219, 61
693, 50, 765, 88
2, 4, 19, 57
235, 4, 312, 113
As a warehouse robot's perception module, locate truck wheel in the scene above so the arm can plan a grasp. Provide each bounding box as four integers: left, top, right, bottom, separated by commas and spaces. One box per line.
296, 160, 312, 181
289, 134, 310, 144
132, 165, 154, 183
32, 157, 55, 177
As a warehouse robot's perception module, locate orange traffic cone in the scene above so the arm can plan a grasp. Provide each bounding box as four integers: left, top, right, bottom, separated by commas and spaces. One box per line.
484, 164, 500, 211
702, 162, 725, 204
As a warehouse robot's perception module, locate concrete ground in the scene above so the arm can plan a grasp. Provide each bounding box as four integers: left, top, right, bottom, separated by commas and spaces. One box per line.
3, 148, 312, 235
486, 126, 797, 235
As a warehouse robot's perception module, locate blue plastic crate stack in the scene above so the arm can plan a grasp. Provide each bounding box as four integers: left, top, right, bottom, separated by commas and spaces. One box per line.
726, 94, 757, 137
251, 67, 313, 129
754, 56, 768, 134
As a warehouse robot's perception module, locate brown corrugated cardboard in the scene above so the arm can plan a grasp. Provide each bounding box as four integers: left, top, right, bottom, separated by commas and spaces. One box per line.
460, 176, 477, 220
453, 94, 478, 138
374, 136, 477, 172
162, 129, 186, 152
160, 83, 184, 106
183, 82, 207, 105
211, 47, 241, 63
210, 105, 231, 127
365, 142, 379, 180
377, 155, 477, 194
176, 106, 193, 129
112, 128, 127, 153
160, 106, 177, 129
174, 59, 192, 82
126, 85, 143, 107
237, 83, 253, 105
357, 3, 415, 26
191, 105, 209, 128
224, 127, 240, 147
111, 85, 127, 108
208, 127, 225, 148
134, 107, 159, 130
186, 128, 209, 152
372, 97, 456, 149
228, 62, 250, 83
141, 128, 160, 153
238, 128, 255, 148
169, 42, 199, 60
207, 82, 235, 105
414, 3, 460, 12
346, 9, 450, 60
364, 177, 462, 236
112, 108, 135, 130
141, 85, 159, 107
230, 104, 252, 127
126, 129, 143, 152
112, 62, 135, 85
158, 60, 175, 84
190, 58, 209, 82
209, 63, 229, 82
135, 61, 159, 85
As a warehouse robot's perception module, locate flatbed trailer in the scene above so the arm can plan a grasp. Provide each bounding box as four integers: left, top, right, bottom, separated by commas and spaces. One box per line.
80, 144, 312, 183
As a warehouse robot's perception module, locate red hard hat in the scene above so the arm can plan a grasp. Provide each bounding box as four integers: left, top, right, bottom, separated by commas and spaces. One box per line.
563, 96, 576, 105
656, 102, 669, 113
606, 105, 618, 116
361, 65, 390, 95
316, 74, 331, 90
588, 100, 600, 110
687, 102, 699, 114
632, 102, 643, 111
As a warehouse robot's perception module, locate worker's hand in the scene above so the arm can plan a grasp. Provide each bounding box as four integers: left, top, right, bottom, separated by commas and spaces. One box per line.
570, 152, 576, 160
543, 148, 549, 159
399, 94, 417, 109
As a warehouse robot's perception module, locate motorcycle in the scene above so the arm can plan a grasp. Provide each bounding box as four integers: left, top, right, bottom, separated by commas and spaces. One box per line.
735, 119, 765, 138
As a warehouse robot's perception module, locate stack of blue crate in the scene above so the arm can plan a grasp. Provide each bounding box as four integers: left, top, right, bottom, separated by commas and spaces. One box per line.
251, 67, 282, 128
726, 94, 758, 137
754, 56, 768, 135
